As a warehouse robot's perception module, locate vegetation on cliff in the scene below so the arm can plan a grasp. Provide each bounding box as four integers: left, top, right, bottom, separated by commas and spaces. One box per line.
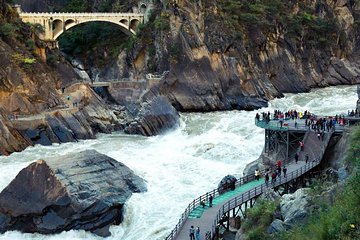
241, 199, 278, 240
217, 0, 343, 49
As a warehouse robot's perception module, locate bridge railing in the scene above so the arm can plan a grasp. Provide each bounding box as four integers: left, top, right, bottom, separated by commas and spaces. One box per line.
164, 167, 268, 239
19, 12, 144, 17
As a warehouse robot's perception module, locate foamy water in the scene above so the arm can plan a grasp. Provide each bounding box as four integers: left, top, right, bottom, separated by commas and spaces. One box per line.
0, 85, 357, 240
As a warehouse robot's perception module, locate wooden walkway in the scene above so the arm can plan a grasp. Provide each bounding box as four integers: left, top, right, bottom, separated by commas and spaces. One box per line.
167, 128, 334, 240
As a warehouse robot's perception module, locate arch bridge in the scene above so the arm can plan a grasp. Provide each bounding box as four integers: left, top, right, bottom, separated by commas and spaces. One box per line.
15, 5, 146, 41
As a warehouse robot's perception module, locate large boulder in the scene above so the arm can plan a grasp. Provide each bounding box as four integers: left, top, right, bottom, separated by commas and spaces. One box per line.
124, 96, 180, 136
267, 219, 285, 234
0, 150, 146, 237
218, 175, 237, 194
280, 188, 311, 228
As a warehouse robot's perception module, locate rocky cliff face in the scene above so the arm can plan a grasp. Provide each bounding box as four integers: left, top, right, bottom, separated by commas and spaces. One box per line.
15, 0, 360, 111
0, 2, 179, 155
99, 0, 355, 111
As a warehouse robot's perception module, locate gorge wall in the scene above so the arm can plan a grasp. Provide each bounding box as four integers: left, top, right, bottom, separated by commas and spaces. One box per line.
1, 0, 359, 154
15, 0, 360, 111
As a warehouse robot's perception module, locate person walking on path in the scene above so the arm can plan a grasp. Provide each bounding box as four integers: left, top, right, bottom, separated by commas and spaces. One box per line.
305, 154, 309, 163
209, 195, 213, 207
255, 169, 260, 181
271, 172, 277, 185
283, 166, 287, 178
299, 141, 304, 151
276, 160, 282, 175
277, 165, 281, 175
265, 172, 269, 187
195, 227, 201, 240
295, 153, 299, 164
189, 226, 195, 240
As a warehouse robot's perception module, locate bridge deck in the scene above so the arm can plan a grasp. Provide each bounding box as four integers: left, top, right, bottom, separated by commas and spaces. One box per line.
172, 130, 332, 240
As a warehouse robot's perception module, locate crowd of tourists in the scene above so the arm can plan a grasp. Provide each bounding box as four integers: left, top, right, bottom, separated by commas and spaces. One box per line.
257, 160, 288, 187
348, 109, 359, 117
255, 109, 348, 130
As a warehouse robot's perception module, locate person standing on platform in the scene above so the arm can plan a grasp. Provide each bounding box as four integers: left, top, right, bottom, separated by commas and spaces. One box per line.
209, 195, 213, 207
265, 172, 269, 186
255, 169, 260, 181
195, 227, 201, 240
189, 226, 195, 240
295, 153, 299, 164
283, 166, 287, 177
299, 141, 304, 151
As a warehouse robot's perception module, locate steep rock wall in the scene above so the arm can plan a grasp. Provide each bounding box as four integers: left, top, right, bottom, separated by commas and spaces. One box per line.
110, 0, 360, 111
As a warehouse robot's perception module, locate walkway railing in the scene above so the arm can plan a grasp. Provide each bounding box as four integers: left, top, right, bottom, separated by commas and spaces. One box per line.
166, 120, 337, 240
210, 159, 319, 237
209, 128, 334, 238
165, 168, 267, 240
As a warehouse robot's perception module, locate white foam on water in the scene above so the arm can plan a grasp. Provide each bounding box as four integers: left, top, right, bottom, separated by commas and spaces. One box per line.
0, 85, 357, 240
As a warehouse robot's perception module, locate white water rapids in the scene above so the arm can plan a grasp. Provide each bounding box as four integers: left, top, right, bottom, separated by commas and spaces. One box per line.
0, 85, 357, 240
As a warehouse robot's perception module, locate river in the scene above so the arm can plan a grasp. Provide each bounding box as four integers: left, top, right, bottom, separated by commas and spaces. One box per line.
0, 85, 357, 240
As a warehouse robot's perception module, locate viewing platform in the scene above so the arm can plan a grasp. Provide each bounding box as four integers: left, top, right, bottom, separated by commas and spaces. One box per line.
254, 118, 346, 133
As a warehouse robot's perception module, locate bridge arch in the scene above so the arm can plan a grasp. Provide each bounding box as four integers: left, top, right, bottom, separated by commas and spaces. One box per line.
52, 18, 137, 40
64, 19, 76, 29
52, 19, 63, 35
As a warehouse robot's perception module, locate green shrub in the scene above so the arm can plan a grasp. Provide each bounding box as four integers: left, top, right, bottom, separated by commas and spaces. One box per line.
0, 23, 19, 38
242, 199, 278, 240
25, 39, 35, 51
154, 13, 170, 31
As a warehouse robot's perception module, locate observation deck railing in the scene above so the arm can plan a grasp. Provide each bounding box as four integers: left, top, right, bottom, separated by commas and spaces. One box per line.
255, 118, 346, 132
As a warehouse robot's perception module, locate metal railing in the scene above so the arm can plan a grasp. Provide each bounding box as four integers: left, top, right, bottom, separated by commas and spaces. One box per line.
210, 160, 319, 238
165, 122, 336, 240
255, 119, 346, 132
209, 128, 335, 239
164, 168, 268, 240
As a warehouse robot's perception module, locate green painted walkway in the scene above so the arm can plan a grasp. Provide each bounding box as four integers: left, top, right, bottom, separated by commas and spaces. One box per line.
189, 179, 265, 218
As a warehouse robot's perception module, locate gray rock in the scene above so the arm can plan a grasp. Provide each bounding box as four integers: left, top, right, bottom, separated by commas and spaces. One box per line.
242, 160, 260, 176
267, 219, 285, 234
218, 175, 237, 194
124, 96, 180, 136
338, 167, 349, 181
280, 188, 311, 228
0, 150, 146, 237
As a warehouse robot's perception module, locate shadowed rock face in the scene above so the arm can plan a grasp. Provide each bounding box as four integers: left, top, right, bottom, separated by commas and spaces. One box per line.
0, 150, 147, 237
